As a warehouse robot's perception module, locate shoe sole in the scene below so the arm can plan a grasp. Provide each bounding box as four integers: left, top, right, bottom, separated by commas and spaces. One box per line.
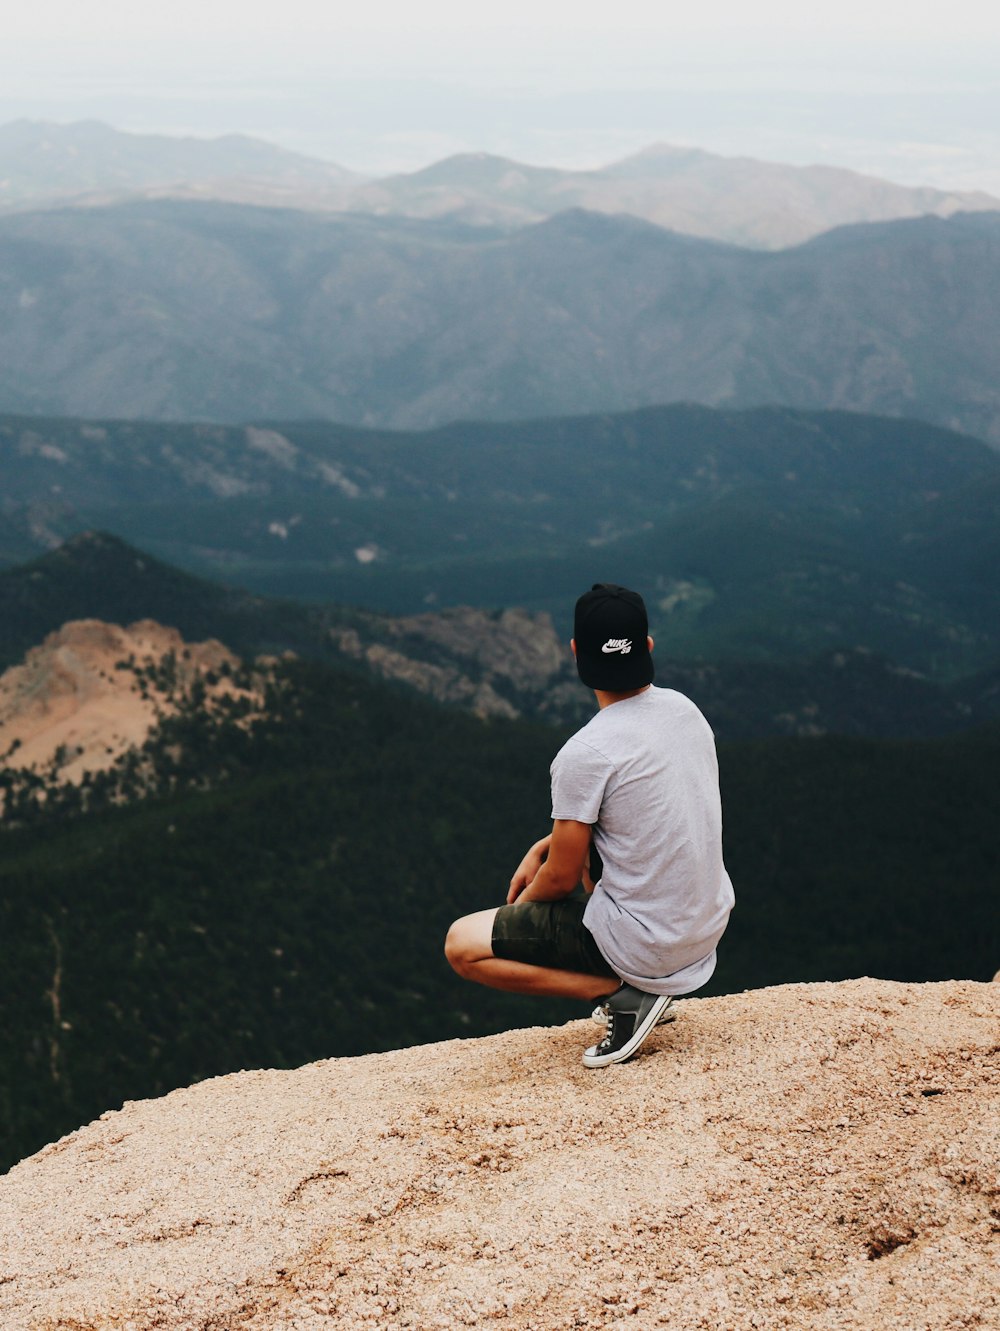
582, 994, 673, 1068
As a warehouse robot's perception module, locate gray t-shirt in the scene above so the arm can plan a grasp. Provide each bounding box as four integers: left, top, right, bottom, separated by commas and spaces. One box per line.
550, 685, 734, 995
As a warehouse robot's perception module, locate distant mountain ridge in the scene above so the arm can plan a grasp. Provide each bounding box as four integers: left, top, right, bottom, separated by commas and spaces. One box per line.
1, 201, 999, 440
0, 119, 360, 212
350, 143, 1000, 248
3, 121, 997, 250
1, 403, 998, 686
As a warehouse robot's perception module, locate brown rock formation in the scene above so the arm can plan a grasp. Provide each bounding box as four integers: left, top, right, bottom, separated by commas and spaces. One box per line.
0, 619, 245, 785
0, 979, 997, 1329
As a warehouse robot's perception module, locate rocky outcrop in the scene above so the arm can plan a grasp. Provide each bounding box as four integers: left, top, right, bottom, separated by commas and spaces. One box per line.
0, 618, 246, 785
0, 979, 996, 1330
331, 605, 585, 723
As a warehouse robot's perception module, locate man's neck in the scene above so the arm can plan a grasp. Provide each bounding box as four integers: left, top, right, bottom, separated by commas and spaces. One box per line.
594, 684, 652, 711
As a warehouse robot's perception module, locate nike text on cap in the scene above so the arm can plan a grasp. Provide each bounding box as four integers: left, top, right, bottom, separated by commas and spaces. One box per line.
573, 583, 655, 692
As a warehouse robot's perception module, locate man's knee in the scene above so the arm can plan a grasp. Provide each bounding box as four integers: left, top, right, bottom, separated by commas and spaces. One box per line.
444, 916, 476, 975
444, 909, 496, 976
444, 918, 466, 973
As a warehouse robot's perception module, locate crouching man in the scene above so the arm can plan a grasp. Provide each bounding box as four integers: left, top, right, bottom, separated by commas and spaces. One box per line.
445, 583, 735, 1067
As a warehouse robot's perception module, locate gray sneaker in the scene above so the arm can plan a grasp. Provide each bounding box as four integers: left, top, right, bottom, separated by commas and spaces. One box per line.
591, 994, 674, 1026
583, 985, 674, 1068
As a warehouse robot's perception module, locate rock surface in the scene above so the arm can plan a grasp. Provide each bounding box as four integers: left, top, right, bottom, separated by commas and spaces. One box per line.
0, 618, 244, 785
1, 979, 997, 1330
331, 606, 582, 723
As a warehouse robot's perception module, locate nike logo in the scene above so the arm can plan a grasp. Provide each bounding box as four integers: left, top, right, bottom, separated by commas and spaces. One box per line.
601, 638, 633, 654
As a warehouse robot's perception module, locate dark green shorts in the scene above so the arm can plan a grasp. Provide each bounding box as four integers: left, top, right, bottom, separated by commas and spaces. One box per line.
491, 898, 618, 978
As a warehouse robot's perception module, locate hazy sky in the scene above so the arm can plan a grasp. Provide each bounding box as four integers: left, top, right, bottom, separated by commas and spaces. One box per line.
7, 0, 999, 51
4, 1, 999, 187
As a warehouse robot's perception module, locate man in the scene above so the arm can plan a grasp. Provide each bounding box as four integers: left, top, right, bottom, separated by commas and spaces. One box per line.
445, 583, 734, 1067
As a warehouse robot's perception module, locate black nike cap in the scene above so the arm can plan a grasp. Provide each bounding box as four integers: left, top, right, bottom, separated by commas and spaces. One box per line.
573, 583, 654, 692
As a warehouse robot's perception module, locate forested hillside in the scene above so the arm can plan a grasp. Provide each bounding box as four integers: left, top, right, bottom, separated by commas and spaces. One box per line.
3, 404, 999, 681
1, 533, 997, 740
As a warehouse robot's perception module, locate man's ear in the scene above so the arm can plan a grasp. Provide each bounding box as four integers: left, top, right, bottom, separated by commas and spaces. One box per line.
647, 636, 654, 653
571, 638, 577, 657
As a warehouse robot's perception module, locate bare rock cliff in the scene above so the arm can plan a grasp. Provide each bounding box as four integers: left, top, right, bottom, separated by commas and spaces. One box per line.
330, 605, 584, 724
0, 618, 242, 784
0, 979, 997, 1330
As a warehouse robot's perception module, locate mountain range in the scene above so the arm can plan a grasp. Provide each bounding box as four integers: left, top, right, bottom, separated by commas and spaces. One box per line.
2, 113, 998, 1237
350, 142, 1000, 248
0, 119, 359, 213
1, 201, 998, 438
2, 404, 999, 684
3, 120, 998, 251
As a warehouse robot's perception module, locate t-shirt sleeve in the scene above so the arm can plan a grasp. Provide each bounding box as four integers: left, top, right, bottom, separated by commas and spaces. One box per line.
550, 738, 617, 824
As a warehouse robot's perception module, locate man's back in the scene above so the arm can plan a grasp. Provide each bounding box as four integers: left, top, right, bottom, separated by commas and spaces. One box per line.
551, 685, 734, 995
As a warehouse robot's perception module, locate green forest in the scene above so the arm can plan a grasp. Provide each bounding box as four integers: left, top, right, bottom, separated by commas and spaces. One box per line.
4, 404, 1000, 679
1, 656, 996, 1173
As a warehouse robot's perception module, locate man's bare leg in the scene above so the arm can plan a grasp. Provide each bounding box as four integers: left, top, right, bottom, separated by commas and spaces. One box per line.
445, 908, 619, 1002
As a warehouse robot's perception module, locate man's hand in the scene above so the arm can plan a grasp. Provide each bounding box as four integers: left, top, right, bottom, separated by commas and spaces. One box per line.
510, 821, 593, 904
582, 851, 596, 894
507, 835, 551, 904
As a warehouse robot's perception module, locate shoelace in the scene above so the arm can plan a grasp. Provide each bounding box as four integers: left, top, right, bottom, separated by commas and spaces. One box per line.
599, 1011, 623, 1051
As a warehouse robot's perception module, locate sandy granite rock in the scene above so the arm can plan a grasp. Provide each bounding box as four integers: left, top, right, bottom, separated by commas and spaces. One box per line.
0, 978, 997, 1330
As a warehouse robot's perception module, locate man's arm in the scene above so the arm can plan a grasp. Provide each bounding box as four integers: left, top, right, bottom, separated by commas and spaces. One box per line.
506, 820, 592, 904
508, 834, 551, 903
